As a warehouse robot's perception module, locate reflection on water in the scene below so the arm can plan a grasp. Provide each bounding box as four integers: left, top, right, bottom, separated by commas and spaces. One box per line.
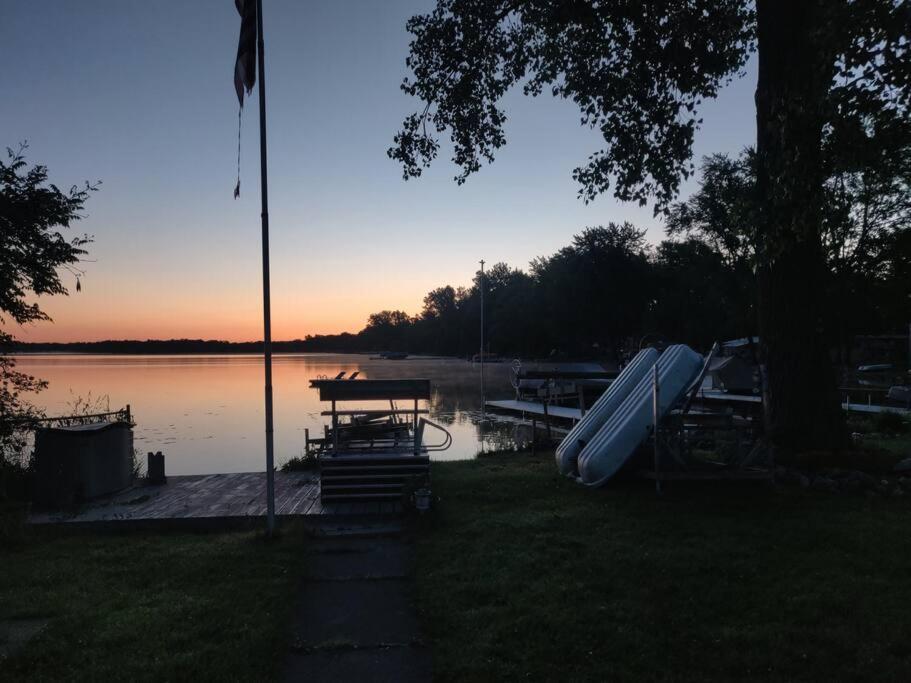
13, 354, 519, 475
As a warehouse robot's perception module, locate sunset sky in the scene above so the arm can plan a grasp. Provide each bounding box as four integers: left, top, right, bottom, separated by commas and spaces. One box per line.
4, 0, 756, 343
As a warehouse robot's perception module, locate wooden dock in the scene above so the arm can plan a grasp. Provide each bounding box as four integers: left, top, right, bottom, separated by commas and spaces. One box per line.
698, 389, 910, 415
28, 471, 401, 529
485, 399, 583, 421
487, 392, 910, 425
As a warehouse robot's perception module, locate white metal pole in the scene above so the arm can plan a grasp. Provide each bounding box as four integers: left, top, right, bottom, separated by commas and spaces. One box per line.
477, 259, 487, 456
479, 259, 485, 410
256, 0, 276, 535
652, 363, 661, 496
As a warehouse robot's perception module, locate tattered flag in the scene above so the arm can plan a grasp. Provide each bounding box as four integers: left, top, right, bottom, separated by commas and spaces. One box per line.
234, 0, 256, 198
234, 0, 256, 107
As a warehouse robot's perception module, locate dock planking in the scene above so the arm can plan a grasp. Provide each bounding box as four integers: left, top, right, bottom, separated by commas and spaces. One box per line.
29, 471, 401, 528
485, 399, 583, 421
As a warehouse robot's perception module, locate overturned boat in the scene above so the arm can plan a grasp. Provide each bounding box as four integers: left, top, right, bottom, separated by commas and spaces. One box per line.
555, 347, 659, 476
563, 344, 704, 487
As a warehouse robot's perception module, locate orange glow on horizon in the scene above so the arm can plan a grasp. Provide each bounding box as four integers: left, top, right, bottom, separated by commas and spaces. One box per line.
10, 276, 437, 343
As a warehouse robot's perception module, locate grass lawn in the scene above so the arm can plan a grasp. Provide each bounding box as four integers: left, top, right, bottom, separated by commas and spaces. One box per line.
847, 413, 911, 459
0, 524, 307, 680
414, 453, 911, 682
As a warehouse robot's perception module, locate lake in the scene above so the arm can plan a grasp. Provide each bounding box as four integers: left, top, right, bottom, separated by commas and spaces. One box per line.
13, 354, 519, 475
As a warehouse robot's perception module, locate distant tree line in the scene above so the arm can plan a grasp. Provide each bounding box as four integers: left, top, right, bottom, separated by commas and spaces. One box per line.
314, 149, 910, 361
13, 339, 317, 354
16, 149, 908, 363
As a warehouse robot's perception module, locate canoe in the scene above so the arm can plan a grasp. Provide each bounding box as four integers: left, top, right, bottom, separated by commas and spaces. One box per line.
577, 344, 704, 487
554, 347, 659, 476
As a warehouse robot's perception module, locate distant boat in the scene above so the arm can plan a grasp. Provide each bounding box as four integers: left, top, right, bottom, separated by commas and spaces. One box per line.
471, 352, 504, 363
858, 363, 893, 373
379, 351, 408, 360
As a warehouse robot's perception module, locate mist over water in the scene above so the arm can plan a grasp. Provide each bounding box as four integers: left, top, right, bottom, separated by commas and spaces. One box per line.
14, 354, 519, 475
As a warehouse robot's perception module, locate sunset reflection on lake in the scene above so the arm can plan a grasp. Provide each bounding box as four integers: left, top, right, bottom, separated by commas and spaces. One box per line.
14, 354, 517, 475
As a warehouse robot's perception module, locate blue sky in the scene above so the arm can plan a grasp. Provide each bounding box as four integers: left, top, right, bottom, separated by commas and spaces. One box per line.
2, 0, 757, 341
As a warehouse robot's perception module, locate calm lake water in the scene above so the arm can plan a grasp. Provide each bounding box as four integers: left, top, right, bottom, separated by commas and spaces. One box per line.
14, 354, 518, 475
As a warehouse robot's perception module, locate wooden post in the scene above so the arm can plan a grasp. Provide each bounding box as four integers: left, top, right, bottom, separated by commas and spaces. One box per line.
652, 364, 661, 496
331, 399, 338, 453
543, 383, 552, 441
413, 398, 419, 455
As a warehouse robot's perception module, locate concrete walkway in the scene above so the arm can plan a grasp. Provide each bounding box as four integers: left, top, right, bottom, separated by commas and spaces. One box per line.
283, 524, 430, 682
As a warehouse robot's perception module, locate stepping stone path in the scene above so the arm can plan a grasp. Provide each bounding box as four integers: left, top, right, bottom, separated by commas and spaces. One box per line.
283, 523, 430, 682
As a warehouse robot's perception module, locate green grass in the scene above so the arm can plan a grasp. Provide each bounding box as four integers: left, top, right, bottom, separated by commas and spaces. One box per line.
0, 525, 308, 681
414, 454, 911, 682
846, 412, 911, 463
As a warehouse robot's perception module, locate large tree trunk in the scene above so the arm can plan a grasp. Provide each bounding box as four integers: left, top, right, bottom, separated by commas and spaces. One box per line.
755, 1, 845, 455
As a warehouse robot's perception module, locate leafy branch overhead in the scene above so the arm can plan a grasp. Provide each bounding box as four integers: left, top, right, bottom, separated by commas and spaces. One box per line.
1, 145, 98, 467
390, 1, 909, 213
0, 144, 96, 326
389, 0, 755, 209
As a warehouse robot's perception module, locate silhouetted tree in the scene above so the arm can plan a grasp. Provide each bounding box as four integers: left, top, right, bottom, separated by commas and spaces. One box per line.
531, 224, 652, 357
361, 310, 415, 352
668, 146, 910, 363
647, 238, 752, 349
666, 153, 758, 270
484, 265, 538, 357
390, 0, 910, 453
420, 285, 460, 354
1, 144, 94, 476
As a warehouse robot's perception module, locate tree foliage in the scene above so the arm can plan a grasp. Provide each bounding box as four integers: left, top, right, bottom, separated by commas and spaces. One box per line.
669, 146, 910, 361
530, 223, 652, 354
390, 0, 910, 453
0, 144, 95, 473
389, 0, 754, 208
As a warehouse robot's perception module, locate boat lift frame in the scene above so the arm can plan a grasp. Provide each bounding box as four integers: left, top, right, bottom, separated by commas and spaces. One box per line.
644, 343, 772, 492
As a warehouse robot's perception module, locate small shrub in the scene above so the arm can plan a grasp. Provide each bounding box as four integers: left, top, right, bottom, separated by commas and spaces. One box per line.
872, 410, 908, 435
0, 455, 33, 503
0, 502, 29, 546
131, 449, 145, 480
794, 446, 904, 474
280, 451, 319, 472
401, 472, 431, 511
479, 445, 517, 458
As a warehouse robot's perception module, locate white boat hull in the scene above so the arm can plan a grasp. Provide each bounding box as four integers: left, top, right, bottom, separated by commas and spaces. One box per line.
577, 345, 704, 487
555, 348, 659, 476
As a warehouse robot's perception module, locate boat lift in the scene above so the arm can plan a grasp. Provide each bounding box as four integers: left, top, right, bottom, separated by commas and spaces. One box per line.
306, 378, 451, 504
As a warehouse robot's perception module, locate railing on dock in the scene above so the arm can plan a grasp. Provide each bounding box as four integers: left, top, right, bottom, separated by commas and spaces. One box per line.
307, 377, 449, 504
6, 405, 133, 429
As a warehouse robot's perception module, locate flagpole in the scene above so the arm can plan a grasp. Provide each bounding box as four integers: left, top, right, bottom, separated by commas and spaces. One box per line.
479, 259, 485, 405
256, 0, 276, 535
